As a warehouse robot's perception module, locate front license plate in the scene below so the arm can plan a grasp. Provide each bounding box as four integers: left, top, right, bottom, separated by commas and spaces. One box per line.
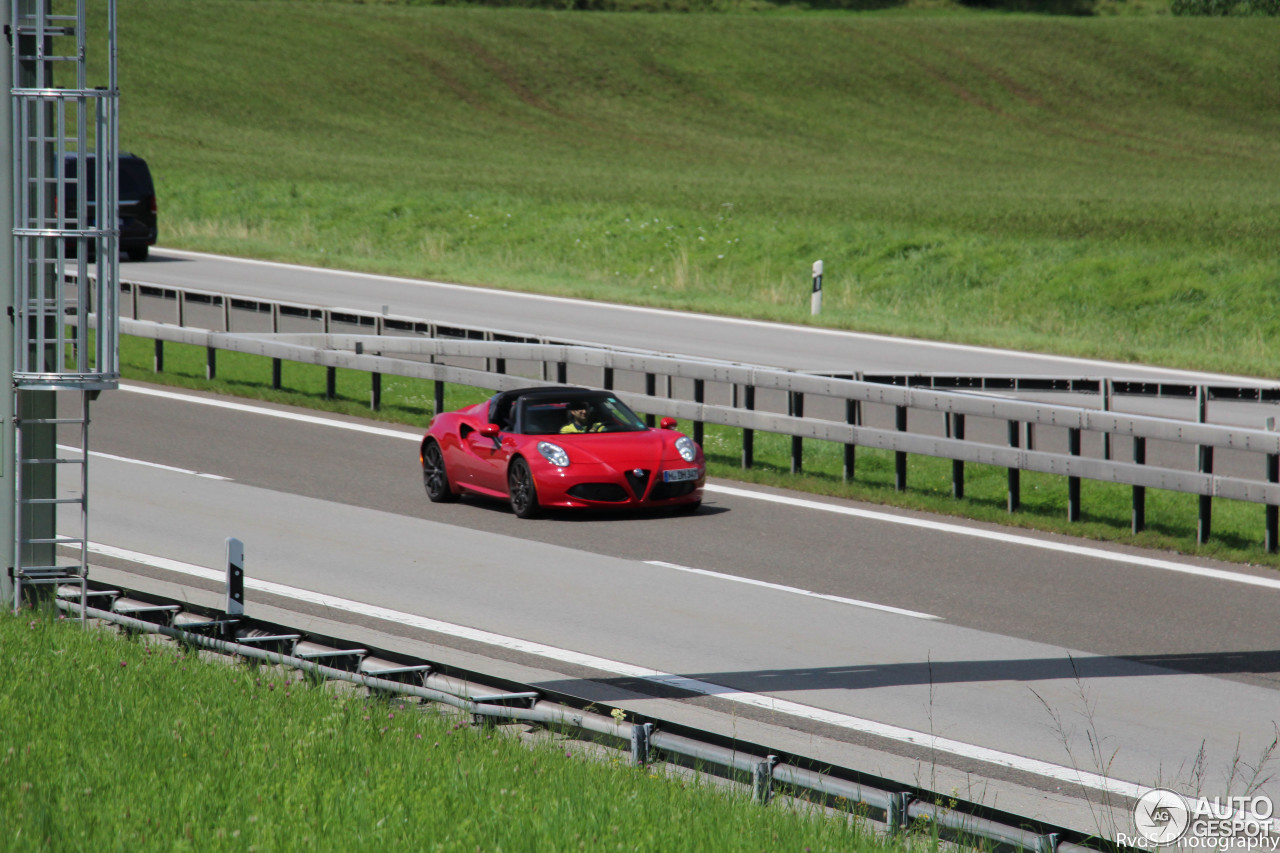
662, 467, 699, 483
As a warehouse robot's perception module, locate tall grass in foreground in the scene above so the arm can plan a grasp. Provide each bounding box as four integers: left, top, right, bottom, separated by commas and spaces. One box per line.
0, 609, 901, 852
117, 335, 1280, 569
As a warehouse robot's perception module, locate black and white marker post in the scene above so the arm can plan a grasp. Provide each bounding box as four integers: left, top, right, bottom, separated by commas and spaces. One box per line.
225, 537, 245, 616
811, 260, 823, 316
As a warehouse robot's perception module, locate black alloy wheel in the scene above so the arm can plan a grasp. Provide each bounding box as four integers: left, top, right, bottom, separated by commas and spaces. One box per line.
508, 458, 540, 519
422, 440, 458, 503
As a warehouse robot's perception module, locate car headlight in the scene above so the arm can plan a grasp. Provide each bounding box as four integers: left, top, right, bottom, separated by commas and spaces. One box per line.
537, 441, 570, 467
675, 436, 697, 463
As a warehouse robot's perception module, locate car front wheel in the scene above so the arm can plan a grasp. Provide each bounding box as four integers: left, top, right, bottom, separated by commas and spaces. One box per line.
508, 458, 540, 519
422, 440, 458, 503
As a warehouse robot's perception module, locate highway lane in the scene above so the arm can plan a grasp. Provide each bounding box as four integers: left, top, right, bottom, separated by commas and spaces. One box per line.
87, 383, 1280, 677
65, 382, 1280, 833
134, 249, 1270, 384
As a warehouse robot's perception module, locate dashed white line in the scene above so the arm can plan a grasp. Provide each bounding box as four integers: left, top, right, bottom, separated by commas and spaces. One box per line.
57, 444, 231, 481
645, 560, 939, 620
88, 540, 1149, 801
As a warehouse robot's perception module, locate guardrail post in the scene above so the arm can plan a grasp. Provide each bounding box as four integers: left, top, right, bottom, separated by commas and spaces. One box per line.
895, 405, 907, 491
742, 385, 755, 469
177, 289, 186, 327
603, 366, 614, 391
952, 413, 965, 499
1133, 437, 1147, 534
844, 398, 858, 482
371, 372, 382, 411
1007, 420, 1021, 512
1102, 379, 1112, 460
272, 358, 283, 390
886, 792, 911, 835
1198, 386, 1212, 544
1068, 427, 1082, 522
221, 295, 230, 332
752, 755, 777, 804
630, 722, 653, 767
434, 380, 445, 418
556, 362, 567, 385
1267, 452, 1279, 554
206, 346, 217, 381
790, 392, 804, 475
326, 366, 337, 400
494, 357, 506, 376
153, 339, 164, 373
645, 373, 656, 428
694, 379, 705, 447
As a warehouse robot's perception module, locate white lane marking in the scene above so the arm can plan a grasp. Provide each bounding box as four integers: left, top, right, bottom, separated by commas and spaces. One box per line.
705, 484, 1280, 593
123, 382, 1280, 593
150, 248, 1256, 383
120, 384, 423, 441
56, 444, 231, 481
88, 540, 1149, 800
645, 560, 940, 620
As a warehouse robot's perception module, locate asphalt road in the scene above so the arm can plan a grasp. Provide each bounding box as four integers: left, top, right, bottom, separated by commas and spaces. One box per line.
68, 379, 1280, 836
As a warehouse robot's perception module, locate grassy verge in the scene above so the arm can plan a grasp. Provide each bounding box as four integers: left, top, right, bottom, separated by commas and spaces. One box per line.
0, 608, 903, 851
120, 335, 1280, 570
109, 1, 1280, 377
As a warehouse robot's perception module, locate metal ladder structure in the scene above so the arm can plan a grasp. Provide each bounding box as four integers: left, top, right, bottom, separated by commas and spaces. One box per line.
10, 0, 119, 615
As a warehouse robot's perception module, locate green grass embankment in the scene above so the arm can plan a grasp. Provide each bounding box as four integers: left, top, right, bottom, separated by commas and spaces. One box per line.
0, 608, 903, 852
111, 2, 1280, 376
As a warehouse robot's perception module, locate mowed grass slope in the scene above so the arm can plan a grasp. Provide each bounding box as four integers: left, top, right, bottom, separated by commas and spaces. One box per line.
118, 3, 1280, 375
0, 610, 896, 852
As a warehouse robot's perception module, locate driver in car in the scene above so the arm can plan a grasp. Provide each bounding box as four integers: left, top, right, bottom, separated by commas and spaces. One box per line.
561, 400, 604, 434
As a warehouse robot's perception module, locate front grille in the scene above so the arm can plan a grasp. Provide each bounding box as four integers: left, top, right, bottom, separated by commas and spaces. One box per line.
624, 468, 651, 500
567, 483, 629, 503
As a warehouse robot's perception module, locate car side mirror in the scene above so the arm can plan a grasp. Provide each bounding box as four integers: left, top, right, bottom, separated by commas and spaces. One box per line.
481, 424, 501, 438
659, 417, 678, 431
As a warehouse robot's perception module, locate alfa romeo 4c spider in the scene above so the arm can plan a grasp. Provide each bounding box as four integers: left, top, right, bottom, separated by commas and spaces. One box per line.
420, 386, 705, 518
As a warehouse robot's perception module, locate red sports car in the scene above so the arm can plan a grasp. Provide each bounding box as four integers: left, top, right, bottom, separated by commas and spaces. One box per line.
420, 386, 705, 518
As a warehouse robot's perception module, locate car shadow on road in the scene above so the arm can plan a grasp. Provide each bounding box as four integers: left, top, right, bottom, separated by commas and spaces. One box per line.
535, 650, 1280, 703
455, 495, 731, 522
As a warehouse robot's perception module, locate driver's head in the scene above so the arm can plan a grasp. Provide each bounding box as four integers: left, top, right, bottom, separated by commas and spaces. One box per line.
568, 400, 590, 419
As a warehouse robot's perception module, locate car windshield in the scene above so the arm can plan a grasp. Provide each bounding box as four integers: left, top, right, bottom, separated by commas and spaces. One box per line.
519, 394, 648, 435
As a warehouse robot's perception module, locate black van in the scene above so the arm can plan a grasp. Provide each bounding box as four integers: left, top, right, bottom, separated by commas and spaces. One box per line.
63, 152, 157, 261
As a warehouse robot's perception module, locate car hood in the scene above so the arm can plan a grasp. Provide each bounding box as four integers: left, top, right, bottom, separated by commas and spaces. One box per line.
538, 431, 684, 469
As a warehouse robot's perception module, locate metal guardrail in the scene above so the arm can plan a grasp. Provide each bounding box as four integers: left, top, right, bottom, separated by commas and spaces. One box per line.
53, 587, 1110, 853
81, 276, 1280, 550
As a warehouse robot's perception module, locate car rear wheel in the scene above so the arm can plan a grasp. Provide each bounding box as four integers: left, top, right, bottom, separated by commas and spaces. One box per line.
508, 457, 540, 519
422, 440, 458, 503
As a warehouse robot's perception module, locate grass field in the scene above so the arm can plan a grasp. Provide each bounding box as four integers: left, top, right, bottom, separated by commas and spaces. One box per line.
0, 608, 906, 852
102, 1, 1280, 376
